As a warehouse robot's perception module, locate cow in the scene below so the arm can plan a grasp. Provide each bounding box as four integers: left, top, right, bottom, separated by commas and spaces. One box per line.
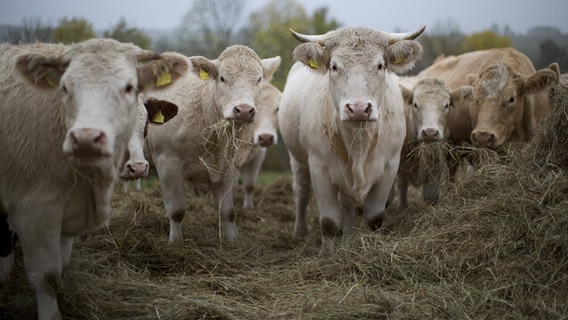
0, 39, 188, 320
145, 46, 281, 242
119, 96, 179, 180
396, 76, 472, 208
278, 26, 426, 256
239, 81, 281, 209
418, 48, 559, 148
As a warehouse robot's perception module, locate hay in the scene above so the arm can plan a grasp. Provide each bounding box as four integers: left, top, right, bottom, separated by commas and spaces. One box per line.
2, 86, 568, 319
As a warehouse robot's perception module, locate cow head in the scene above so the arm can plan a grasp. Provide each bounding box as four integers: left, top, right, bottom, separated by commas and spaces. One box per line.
290, 26, 425, 122
400, 78, 470, 142
189, 46, 281, 123
466, 62, 558, 148
119, 97, 178, 180
15, 38, 188, 168
253, 81, 281, 147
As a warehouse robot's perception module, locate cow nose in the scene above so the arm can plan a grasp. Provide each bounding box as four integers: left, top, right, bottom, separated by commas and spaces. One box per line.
421, 128, 440, 141
258, 133, 275, 147
345, 102, 372, 120
69, 128, 106, 156
233, 104, 256, 122
471, 131, 495, 147
126, 162, 149, 179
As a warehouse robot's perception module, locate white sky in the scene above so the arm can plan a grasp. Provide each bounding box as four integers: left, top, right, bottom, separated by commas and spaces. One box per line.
0, 0, 566, 35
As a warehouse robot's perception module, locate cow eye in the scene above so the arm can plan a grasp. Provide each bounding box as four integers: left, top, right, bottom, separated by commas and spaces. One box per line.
220, 76, 225, 83
62, 85, 67, 94
330, 64, 338, 72
125, 84, 134, 94
508, 97, 515, 105
258, 77, 262, 83
444, 103, 449, 109
413, 102, 418, 109
378, 63, 384, 71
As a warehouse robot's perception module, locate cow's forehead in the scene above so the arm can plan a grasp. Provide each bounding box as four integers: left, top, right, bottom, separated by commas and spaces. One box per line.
216, 45, 263, 75
476, 62, 515, 100
324, 27, 389, 49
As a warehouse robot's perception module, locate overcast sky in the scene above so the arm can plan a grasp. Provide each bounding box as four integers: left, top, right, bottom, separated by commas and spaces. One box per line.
0, 0, 566, 35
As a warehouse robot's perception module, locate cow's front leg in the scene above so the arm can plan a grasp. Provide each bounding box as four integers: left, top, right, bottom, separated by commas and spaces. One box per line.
211, 176, 238, 241
156, 158, 187, 242
339, 192, 356, 237
363, 166, 398, 231
290, 156, 311, 239
310, 166, 341, 257
240, 147, 266, 209
14, 213, 63, 320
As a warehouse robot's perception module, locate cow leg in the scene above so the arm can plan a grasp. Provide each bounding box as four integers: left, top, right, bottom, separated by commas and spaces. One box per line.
339, 192, 356, 237
290, 156, 311, 239
211, 176, 238, 241
156, 160, 187, 242
364, 166, 398, 231
13, 215, 63, 320
60, 236, 74, 268
396, 173, 409, 209
241, 147, 266, 209
0, 214, 15, 283
422, 169, 440, 204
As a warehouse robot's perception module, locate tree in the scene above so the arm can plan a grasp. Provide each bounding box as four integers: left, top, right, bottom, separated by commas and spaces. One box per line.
103, 17, 151, 49
53, 17, 96, 44
2, 17, 53, 44
414, 19, 465, 73
459, 30, 512, 53
176, 0, 244, 57
539, 39, 568, 72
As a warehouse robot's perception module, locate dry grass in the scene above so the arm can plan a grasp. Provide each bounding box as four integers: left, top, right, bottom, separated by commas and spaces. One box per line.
1, 85, 568, 319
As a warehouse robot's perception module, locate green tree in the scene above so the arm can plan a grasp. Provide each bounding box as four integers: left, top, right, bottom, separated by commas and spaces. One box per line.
459, 30, 512, 53
103, 17, 151, 49
415, 19, 465, 73
53, 17, 96, 44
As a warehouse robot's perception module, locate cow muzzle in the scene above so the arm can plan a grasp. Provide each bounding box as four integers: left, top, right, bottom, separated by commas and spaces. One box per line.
233, 104, 256, 122
471, 131, 496, 148
257, 133, 275, 147
420, 128, 441, 142
65, 128, 108, 157
344, 102, 374, 121
121, 161, 149, 179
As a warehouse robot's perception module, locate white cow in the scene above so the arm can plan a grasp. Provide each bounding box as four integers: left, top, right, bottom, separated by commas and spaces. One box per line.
119, 97, 179, 192
0, 39, 188, 320
396, 77, 471, 208
240, 81, 281, 209
146, 46, 281, 242
279, 26, 425, 256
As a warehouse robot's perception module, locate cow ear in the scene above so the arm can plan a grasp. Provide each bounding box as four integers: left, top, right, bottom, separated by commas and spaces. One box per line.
386, 40, 423, 74
144, 97, 179, 124
466, 73, 478, 85
399, 85, 413, 105
293, 43, 330, 74
520, 67, 559, 95
189, 56, 219, 81
450, 86, 474, 106
15, 53, 68, 89
138, 52, 189, 92
262, 56, 281, 82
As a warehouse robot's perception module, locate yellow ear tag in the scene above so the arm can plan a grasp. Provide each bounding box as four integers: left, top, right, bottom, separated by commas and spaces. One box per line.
308, 58, 319, 69
156, 72, 172, 87
394, 56, 405, 64
45, 76, 58, 87
152, 110, 165, 124
199, 69, 209, 80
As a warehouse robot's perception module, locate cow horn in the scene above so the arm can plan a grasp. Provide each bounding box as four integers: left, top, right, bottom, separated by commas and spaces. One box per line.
289, 29, 330, 45
386, 25, 426, 45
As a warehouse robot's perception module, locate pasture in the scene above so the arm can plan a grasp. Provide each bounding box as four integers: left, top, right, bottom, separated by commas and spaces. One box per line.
1, 84, 567, 319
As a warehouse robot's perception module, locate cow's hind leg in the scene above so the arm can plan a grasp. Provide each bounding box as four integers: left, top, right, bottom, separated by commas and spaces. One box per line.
290, 156, 311, 239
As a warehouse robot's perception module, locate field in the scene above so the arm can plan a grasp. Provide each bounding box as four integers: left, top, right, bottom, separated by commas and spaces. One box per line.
1, 84, 567, 319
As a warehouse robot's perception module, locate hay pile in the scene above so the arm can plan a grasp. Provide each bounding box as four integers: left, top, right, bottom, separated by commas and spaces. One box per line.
1, 86, 568, 319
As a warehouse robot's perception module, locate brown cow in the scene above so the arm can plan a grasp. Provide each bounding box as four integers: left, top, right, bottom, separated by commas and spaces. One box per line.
418, 48, 559, 148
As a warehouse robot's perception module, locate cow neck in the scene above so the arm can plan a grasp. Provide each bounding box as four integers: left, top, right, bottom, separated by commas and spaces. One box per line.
331, 122, 380, 196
